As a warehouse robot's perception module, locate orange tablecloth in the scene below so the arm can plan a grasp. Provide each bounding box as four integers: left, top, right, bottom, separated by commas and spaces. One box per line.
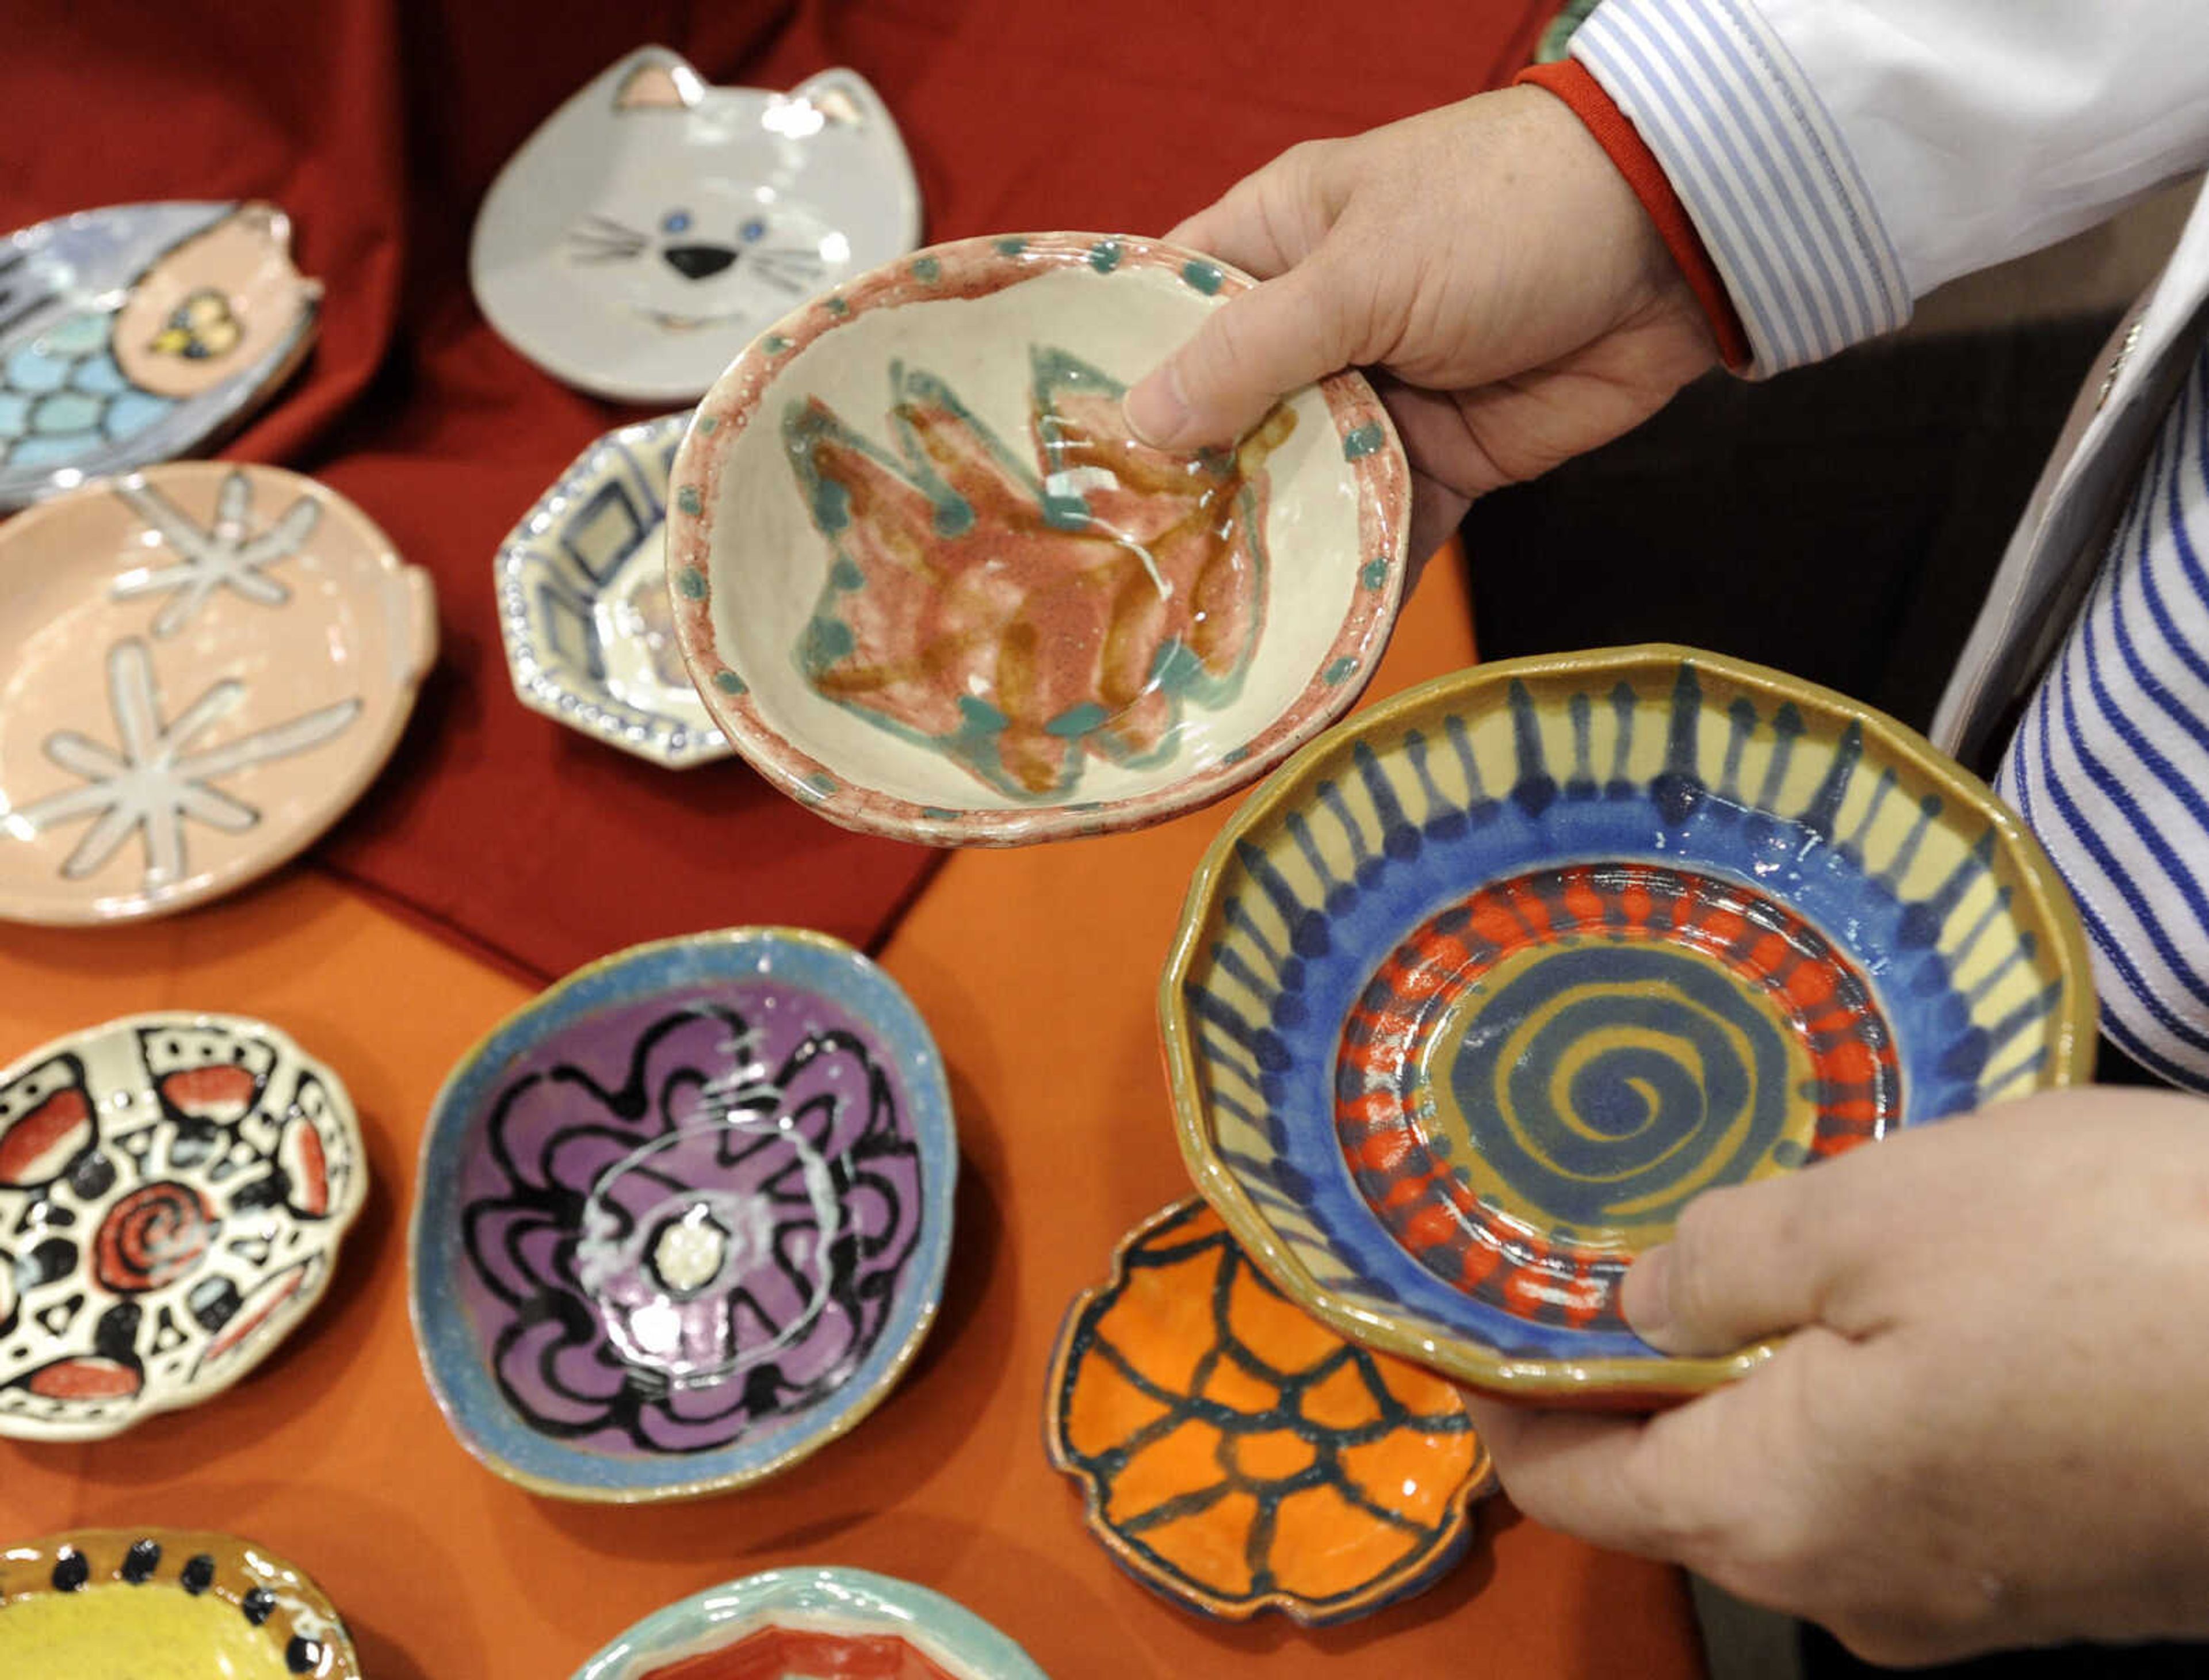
0, 552, 1704, 1679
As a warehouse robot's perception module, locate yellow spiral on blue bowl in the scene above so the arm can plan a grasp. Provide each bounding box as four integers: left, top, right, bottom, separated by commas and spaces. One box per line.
1434, 942, 1809, 1241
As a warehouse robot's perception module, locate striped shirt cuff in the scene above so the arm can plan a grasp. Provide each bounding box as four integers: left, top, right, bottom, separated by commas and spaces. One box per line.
1569, 0, 1910, 374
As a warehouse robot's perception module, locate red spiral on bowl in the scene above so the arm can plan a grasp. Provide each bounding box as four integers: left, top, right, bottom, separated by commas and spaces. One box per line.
93, 1182, 218, 1294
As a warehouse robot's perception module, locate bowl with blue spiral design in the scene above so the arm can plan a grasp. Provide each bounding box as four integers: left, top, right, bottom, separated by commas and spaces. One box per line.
1163, 646, 2095, 1402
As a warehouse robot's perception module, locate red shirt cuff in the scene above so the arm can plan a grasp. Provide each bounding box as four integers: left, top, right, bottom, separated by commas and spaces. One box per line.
1517, 59, 1752, 372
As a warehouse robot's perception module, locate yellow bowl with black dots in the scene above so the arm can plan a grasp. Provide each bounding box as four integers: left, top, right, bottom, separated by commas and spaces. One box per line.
0, 1528, 358, 1678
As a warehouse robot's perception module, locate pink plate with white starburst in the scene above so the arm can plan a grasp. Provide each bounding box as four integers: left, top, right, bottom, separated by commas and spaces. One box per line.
0, 462, 437, 924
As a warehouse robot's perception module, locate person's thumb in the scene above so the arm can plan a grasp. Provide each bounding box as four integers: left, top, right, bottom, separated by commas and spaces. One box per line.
1623, 1170, 1848, 1357
1123, 253, 1360, 450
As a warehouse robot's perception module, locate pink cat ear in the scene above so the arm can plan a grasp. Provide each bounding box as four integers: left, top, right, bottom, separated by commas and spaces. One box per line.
794, 70, 878, 127
811, 87, 865, 126
614, 59, 701, 111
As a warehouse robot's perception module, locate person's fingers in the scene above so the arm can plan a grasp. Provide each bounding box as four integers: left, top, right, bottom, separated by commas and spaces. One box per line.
1376, 376, 1486, 545
1466, 1329, 1860, 1593
1461, 1381, 1773, 1563
1622, 1167, 1862, 1357
1462, 1401, 1680, 1555
1166, 140, 1342, 279
1404, 467, 1470, 581
1123, 251, 1365, 449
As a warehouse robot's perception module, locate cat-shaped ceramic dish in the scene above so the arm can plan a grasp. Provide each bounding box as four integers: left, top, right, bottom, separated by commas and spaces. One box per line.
471, 46, 922, 403
0, 201, 320, 511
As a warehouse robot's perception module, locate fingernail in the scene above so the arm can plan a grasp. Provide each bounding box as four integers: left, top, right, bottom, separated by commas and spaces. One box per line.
1621, 1244, 1673, 1343
1124, 367, 1191, 448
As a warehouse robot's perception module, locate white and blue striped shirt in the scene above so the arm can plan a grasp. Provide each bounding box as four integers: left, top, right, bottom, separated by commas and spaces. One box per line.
1570, 0, 2209, 1090
1998, 349, 2209, 1088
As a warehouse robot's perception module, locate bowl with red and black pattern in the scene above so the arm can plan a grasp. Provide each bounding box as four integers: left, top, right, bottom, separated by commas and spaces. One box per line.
0, 1011, 365, 1439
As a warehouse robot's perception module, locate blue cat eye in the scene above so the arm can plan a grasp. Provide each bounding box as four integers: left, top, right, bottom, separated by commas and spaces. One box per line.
739, 218, 767, 243
662, 210, 693, 234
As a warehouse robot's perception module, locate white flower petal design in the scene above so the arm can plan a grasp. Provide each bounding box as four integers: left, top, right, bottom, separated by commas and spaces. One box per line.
6, 639, 361, 888
109, 468, 320, 637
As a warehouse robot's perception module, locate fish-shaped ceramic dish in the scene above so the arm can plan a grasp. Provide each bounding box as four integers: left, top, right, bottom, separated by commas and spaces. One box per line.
0, 201, 319, 510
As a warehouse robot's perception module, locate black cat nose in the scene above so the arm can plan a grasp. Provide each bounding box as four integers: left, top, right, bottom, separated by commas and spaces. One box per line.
663, 243, 737, 280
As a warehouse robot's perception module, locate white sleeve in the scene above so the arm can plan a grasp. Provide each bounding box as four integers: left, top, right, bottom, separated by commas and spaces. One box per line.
1568, 0, 2209, 373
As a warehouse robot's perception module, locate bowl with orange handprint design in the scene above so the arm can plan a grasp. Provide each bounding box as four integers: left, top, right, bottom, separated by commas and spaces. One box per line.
666, 232, 1411, 845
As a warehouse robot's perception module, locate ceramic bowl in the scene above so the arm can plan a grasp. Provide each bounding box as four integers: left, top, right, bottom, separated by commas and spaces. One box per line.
1164, 646, 2096, 1403
410, 927, 956, 1501
574, 1567, 1049, 1680
1045, 1198, 1491, 1625
496, 410, 732, 768
666, 231, 1412, 846
0, 1527, 360, 1678
0, 1013, 365, 1440
0, 201, 320, 510
0, 461, 437, 925
472, 46, 922, 403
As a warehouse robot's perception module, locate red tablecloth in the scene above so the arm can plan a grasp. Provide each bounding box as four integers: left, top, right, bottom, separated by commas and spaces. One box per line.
1, 0, 1553, 981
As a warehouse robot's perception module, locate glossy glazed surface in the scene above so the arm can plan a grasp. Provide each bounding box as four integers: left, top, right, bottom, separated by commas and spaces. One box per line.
574, 1567, 1049, 1680
0, 463, 436, 924
668, 232, 1410, 845
0, 1528, 357, 1678
0, 201, 319, 510
496, 410, 731, 767
632, 1630, 960, 1680
471, 47, 920, 403
1165, 646, 2097, 1400
1046, 1199, 1490, 1625
0, 545, 1711, 1680
411, 929, 956, 1500
0, 1014, 365, 1440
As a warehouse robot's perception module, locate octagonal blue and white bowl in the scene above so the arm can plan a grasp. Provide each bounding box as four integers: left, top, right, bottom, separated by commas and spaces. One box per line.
496, 411, 732, 768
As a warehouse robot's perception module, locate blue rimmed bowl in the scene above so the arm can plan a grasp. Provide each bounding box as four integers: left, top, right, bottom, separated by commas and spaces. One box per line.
1164, 646, 2095, 1403
572, 1567, 1050, 1680
410, 927, 956, 1500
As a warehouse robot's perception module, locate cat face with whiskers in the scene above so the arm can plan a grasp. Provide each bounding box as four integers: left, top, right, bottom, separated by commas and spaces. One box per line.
563, 193, 840, 331
471, 48, 922, 403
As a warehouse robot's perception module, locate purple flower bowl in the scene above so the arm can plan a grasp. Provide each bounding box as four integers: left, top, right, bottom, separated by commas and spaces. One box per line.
408, 927, 956, 1501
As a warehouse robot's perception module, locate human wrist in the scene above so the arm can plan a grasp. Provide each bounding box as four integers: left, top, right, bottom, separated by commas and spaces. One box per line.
1516, 60, 1748, 371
